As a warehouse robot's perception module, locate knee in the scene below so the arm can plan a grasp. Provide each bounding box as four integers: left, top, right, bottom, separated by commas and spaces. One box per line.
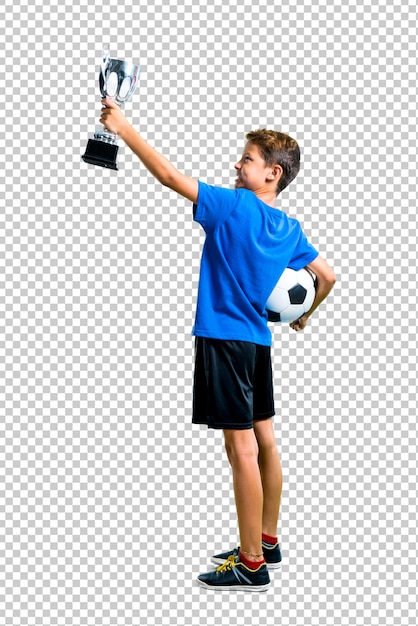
257, 439, 277, 455
254, 423, 277, 457
256, 439, 279, 465
225, 437, 259, 468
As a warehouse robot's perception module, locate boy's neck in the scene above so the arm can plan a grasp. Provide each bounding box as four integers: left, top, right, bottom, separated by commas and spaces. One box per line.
254, 189, 278, 208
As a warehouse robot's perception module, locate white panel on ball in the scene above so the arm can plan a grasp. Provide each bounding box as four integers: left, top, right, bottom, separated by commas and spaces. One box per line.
266, 267, 317, 323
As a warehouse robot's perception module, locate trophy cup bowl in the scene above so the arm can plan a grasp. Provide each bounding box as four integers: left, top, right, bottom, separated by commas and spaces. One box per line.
82, 52, 140, 170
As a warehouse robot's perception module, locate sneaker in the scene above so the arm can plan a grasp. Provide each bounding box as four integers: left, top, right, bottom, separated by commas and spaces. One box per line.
197, 555, 271, 592
211, 541, 282, 570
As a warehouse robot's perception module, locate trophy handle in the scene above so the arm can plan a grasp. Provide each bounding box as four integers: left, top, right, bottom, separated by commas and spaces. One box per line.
101, 44, 110, 84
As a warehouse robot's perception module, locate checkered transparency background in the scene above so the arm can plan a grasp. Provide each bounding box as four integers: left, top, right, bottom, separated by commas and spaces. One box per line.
1, 0, 417, 623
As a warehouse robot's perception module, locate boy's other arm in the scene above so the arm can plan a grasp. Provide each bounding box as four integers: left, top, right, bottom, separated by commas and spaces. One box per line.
290, 255, 337, 332
99, 98, 199, 204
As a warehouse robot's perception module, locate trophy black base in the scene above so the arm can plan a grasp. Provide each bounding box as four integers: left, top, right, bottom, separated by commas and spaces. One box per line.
82, 139, 119, 170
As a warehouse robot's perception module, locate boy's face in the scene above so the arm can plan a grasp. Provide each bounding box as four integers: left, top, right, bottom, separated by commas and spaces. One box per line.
234, 142, 276, 192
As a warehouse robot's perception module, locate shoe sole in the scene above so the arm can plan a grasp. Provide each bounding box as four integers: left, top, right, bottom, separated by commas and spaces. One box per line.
197, 578, 271, 592
211, 557, 282, 571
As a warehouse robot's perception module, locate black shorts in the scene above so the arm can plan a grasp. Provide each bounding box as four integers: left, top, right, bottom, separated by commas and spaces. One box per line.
192, 337, 275, 430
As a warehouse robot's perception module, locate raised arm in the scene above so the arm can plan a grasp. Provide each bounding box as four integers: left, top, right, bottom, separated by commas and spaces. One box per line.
99, 98, 199, 203
290, 255, 336, 331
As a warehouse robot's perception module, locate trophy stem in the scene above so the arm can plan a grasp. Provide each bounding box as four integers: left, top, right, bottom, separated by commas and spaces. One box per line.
94, 125, 118, 144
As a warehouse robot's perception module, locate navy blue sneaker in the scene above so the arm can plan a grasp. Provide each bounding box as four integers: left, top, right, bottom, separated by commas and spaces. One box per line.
211, 541, 282, 570
197, 555, 271, 592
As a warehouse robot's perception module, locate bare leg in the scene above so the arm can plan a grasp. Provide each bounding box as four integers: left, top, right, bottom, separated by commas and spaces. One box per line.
223, 428, 263, 561
253, 418, 282, 538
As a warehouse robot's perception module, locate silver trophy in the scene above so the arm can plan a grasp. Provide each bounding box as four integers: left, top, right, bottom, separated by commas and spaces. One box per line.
82, 45, 140, 170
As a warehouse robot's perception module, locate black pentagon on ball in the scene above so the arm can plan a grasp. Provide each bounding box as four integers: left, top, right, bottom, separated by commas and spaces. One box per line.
267, 309, 281, 322
288, 284, 307, 305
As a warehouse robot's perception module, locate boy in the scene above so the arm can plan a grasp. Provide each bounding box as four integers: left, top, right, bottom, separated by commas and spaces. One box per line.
99, 99, 336, 592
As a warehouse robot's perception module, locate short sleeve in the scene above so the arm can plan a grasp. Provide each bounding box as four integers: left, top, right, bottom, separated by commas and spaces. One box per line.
193, 181, 237, 234
287, 222, 319, 270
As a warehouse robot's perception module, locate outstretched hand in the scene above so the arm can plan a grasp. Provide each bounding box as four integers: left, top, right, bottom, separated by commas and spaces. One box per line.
99, 98, 130, 136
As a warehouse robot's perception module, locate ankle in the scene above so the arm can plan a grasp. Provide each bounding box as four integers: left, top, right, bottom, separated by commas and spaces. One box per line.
239, 550, 265, 570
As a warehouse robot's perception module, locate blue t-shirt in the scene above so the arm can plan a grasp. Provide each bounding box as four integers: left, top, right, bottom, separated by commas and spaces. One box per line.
192, 181, 319, 346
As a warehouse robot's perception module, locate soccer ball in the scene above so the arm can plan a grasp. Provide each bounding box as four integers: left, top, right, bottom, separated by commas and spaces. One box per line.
266, 267, 317, 323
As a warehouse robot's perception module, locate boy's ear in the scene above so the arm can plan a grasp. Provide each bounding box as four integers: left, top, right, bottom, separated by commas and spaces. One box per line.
267, 164, 283, 182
